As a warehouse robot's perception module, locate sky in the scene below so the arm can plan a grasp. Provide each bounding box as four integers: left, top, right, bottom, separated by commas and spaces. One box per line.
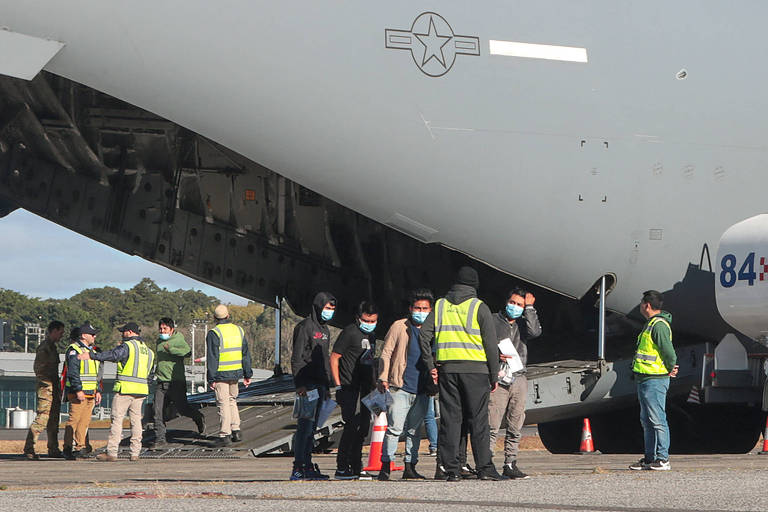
0, 209, 249, 304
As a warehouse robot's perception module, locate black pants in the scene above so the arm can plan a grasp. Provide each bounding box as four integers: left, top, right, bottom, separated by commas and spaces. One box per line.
153, 380, 203, 441
438, 420, 468, 467
336, 384, 371, 473
438, 371, 493, 475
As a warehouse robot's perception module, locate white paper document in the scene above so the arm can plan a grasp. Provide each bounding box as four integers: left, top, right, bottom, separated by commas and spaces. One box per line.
498, 338, 524, 374
306, 388, 319, 401
316, 399, 337, 428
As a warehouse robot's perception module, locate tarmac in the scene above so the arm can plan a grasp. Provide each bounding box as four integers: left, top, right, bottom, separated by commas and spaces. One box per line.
1, 450, 767, 512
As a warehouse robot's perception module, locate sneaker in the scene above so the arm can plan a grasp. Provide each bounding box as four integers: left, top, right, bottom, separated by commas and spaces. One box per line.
150, 440, 169, 450
211, 436, 232, 448
649, 459, 671, 471
428, 447, 438, 457
434, 464, 447, 480
305, 463, 330, 480
24, 452, 39, 461
628, 458, 651, 471
129, 455, 139, 462
478, 468, 510, 481
48, 449, 64, 458
446, 473, 461, 482
358, 470, 373, 481
334, 467, 358, 480
231, 430, 243, 443
290, 465, 305, 481
503, 462, 530, 480
95, 453, 117, 462
460, 464, 478, 480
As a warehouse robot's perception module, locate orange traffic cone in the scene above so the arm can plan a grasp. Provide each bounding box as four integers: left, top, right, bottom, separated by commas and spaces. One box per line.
363, 411, 404, 472
758, 416, 768, 454
577, 418, 600, 454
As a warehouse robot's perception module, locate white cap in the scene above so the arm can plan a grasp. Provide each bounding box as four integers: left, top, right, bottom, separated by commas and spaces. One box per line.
214, 304, 229, 320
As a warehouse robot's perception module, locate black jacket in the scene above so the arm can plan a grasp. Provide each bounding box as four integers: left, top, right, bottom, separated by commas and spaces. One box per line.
419, 284, 499, 382
206, 320, 253, 383
291, 291, 335, 389
64, 341, 96, 395
492, 307, 542, 369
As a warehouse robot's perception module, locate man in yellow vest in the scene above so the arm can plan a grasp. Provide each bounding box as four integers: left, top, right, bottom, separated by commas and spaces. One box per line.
629, 290, 678, 471
79, 322, 155, 461
418, 267, 508, 481
62, 323, 102, 460
207, 305, 252, 447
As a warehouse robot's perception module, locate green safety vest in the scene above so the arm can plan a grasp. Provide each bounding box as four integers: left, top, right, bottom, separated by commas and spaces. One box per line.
213, 323, 245, 372
434, 298, 487, 363
632, 317, 672, 375
115, 339, 154, 395
66, 343, 100, 392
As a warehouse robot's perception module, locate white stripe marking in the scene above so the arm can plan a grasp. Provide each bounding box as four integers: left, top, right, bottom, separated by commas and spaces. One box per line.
489, 40, 588, 63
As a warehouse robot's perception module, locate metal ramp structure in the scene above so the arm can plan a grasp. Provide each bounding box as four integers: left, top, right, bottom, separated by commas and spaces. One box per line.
110, 375, 343, 459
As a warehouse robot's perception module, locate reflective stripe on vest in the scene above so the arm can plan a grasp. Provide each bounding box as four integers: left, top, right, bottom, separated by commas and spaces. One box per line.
632, 317, 672, 375
65, 343, 100, 391
434, 298, 487, 362
213, 324, 244, 372
115, 339, 154, 395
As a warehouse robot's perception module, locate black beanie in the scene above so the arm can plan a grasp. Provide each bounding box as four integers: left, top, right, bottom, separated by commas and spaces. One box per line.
456, 266, 480, 289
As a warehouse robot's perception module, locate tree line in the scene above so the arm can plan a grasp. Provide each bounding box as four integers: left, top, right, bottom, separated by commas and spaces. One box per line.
0, 278, 304, 370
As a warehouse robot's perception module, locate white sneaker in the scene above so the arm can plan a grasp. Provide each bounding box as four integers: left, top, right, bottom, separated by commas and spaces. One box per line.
649, 459, 671, 471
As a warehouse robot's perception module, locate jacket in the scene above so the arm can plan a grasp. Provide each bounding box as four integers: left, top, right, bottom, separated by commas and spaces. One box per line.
65, 341, 98, 395
206, 320, 253, 383
418, 284, 499, 381
33, 337, 60, 383
634, 311, 676, 380
291, 291, 335, 389
378, 318, 425, 389
492, 306, 543, 369
155, 331, 191, 382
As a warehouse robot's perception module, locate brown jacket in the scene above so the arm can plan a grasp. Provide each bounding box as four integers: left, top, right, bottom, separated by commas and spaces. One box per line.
378, 318, 416, 389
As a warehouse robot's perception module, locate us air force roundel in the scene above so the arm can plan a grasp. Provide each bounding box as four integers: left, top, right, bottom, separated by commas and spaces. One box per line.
386, 12, 480, 77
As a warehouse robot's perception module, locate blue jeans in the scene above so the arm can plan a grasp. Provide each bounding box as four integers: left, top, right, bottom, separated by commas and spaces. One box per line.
425, 397, 438, 450
637, 376, 670, 462
381, 389, 429, 464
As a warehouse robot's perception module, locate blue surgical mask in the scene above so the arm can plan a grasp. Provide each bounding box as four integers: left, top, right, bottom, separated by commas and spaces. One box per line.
411, 311, 429, 325
321, 308, 335, 322
359, 321, 376, 333
159, 333, 171, 341
506, 304, 524, 319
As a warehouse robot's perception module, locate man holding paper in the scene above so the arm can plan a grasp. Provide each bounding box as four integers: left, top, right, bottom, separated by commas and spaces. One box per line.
489, 288, 542, 479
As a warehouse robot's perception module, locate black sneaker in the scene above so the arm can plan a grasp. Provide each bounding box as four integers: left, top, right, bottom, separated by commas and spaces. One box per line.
478, 468, 510, 481
48, 449, 64, 458
428, 447, 438, 457
334, 467, 358, 480
24, 452, 39, 461
290, 465, 305, 481
150, 440, 169, 450
305, 463, 330, 480
460, 464, 478, 480
503, 462, 530, 479
231, 430, 243, 443
649, 459, 671, 471
434, 464, 447, 480
629, 458, 651, 471
446, 473, 461, 482
211, 436, 232, 448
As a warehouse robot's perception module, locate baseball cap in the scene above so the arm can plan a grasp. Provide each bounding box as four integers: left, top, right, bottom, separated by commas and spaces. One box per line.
117, 322, 141, 333
214, 304, 229, 319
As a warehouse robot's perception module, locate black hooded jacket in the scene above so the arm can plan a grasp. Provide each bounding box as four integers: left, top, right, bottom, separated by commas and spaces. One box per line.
291, 292, 336, 389
418, 284, 499, 381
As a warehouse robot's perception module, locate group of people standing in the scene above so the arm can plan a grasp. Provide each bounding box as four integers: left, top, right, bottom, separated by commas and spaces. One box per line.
289, 266, 542, 481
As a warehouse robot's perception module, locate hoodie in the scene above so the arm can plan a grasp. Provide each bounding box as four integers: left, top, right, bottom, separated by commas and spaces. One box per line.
634, 311, 676, 380
418, 284, 499, 381
291, 291, 336, 389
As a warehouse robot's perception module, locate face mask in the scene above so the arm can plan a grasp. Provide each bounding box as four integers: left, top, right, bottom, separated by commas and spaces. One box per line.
359, 321, 377, 333
506, 304, 524, 319
411, 311, 429, 325
159, 333, 171, 341
321, 309, 335, 322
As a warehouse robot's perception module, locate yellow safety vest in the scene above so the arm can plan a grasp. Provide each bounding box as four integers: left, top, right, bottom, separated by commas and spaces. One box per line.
435, 298, 487, 363
66, 343, 100, 392
213, 323, 244, 372
633, 317, 672, 375
115, 339, 154, 395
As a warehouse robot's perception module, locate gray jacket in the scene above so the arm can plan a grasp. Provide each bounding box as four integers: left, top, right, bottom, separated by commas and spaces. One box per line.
492, 307, 542, 369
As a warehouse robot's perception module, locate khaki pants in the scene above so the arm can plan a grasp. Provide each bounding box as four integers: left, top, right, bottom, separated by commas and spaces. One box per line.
107, 393, 145, 457
24, 379, 62, 454
63, 393, 95, 452
488, 376, 528, 464
213, 381, 240, 437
